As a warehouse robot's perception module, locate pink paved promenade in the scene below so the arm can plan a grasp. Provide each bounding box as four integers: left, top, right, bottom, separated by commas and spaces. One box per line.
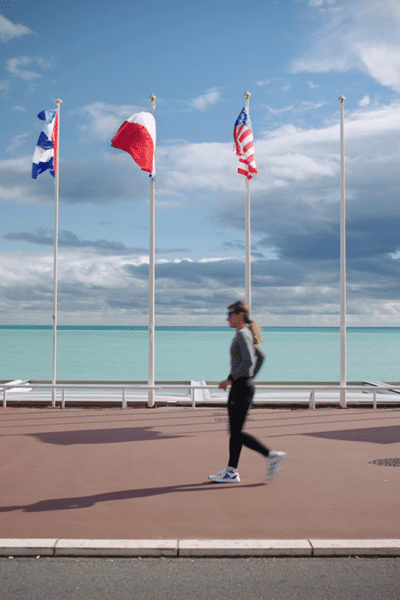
0, 406, 399, 541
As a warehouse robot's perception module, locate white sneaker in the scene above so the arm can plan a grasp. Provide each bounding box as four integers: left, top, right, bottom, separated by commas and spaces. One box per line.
209, 467, 241, 483
266, 451, 286, 480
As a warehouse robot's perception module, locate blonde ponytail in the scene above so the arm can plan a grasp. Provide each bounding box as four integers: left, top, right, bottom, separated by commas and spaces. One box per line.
248, 320, 264, 346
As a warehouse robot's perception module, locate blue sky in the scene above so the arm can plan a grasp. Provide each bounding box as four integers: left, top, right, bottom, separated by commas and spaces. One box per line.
1, 0, 400, 326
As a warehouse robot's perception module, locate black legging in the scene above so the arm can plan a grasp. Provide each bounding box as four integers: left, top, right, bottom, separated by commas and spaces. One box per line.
228, 378, 270, 469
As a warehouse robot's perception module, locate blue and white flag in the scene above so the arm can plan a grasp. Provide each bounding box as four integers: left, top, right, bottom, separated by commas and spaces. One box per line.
32, 108, 58, 179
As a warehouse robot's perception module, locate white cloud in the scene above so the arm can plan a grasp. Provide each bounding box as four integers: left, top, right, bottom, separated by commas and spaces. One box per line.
6, 56, 54, 81
358, 94, 370, 107
2, 246, 400, 326
266, 101, 327, 117
157, 141, 235, 195
0, 79, 11, 94
190, 88, 221, 111
7, 57, 41, 80
292, 0, 400, 91
356, 43, 400, 92
266, 105, 294, 115
0, 156, 42, 203
0, 14, 34, 42
6, 133, 30, 154
300, 101, 327, 110
0, 151, 153, 206
77, 102, 143, 142
309, 0, 336, 6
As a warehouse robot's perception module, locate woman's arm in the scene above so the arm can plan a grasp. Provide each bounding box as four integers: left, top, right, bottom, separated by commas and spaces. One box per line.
253, 346, 265, 379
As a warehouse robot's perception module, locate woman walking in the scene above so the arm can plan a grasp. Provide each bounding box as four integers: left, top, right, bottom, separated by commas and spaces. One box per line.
209, 301, 286, 483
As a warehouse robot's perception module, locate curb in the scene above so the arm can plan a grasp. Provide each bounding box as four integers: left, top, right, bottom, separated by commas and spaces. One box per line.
1, 539, 400, 558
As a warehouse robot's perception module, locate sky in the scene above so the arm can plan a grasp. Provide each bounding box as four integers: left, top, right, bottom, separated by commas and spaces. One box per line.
1, 0, 400, 326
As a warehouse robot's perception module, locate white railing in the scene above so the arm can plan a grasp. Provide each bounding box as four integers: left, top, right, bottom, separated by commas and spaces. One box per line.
1, 382, 400, 410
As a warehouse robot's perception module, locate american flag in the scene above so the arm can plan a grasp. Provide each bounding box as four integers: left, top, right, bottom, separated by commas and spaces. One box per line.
233, 107, 258, 180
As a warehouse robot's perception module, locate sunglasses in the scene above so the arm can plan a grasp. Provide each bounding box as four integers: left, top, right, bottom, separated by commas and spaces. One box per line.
227, 311, 239, 318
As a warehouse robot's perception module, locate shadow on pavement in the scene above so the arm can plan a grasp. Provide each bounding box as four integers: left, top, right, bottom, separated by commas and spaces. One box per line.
28, 427, 188, 445
303, 424, 400, 444
0, 482, 266, 513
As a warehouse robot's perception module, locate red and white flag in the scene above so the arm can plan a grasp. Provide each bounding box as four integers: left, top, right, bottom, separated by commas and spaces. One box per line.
111, 111, 156, 176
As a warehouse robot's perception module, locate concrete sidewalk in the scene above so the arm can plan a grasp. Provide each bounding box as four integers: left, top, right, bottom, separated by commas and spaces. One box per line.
1, 406, 399, 555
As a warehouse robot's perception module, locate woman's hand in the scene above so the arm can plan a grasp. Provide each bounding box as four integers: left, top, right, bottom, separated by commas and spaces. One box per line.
219, 379, 231, 391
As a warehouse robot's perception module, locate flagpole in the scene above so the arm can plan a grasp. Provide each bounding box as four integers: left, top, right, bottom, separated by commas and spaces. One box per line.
244, 91, 252, 309
148, 94, 156, 408
52, 98, 62, 408
339, 95, 347, 408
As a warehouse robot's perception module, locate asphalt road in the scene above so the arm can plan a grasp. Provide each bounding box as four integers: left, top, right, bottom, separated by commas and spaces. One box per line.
1, 557, 400, 600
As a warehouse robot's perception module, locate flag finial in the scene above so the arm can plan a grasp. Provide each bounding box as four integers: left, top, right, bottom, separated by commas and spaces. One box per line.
54, 99, 63, 105
339, 95, 346, 103
244, 91, 251, 99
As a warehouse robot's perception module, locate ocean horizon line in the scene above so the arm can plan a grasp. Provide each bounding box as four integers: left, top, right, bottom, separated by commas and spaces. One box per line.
2, 325, 400, 333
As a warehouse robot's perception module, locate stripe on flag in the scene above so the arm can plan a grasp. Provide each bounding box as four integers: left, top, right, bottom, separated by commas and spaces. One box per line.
111, 111, 156, 176
32, 108, 58, 179
233, 107, 258, 180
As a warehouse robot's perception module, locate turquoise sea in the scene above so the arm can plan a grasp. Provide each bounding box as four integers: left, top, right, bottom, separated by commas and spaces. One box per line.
1, 326, 400, 383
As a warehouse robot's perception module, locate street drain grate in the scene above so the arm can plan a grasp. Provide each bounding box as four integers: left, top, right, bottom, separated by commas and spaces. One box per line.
369, 458, 400, 467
